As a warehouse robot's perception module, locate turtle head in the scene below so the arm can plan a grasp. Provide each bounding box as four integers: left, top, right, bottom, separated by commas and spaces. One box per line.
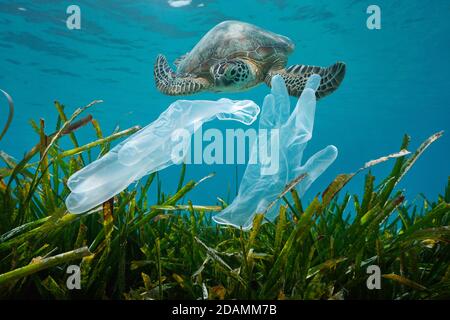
211, 59, 256, 92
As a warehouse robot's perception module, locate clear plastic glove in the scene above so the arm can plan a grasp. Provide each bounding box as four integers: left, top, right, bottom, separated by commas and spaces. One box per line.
66, 98, 260, 214
212, 75, 338, 230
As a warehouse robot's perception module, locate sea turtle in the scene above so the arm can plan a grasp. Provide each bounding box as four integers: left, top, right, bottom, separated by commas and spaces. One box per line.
154, 20, 346, 99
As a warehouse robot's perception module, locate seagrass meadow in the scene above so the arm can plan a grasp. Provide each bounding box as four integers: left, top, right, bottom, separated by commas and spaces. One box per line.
0, 100, 449, 300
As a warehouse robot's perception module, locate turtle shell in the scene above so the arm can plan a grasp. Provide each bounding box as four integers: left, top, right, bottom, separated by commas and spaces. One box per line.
176, 21, 295, 76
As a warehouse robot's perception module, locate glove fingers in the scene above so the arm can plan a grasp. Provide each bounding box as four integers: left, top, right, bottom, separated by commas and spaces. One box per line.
286, 74, 321, 139
270, 75, 291, 125
289, 88, 316, 138
259, 75, 291, 130
295, 145, 338, 196
216, 99, 260, 125
259, 93, 276, 130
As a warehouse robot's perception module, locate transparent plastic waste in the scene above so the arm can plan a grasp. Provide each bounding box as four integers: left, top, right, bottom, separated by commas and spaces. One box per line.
66, 98, 260, 214
212, 75, 338, 230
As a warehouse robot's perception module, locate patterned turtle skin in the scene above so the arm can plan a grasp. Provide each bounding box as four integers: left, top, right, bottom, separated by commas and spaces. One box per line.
154, 20, 346, 99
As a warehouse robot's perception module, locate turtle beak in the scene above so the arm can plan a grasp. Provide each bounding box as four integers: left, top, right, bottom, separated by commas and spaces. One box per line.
288, 42, 295, 53
281, 35, 295, 53
286, 39, 295, 54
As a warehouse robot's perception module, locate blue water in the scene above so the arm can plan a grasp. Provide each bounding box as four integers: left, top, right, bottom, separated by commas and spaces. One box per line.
0, 1, 449, 208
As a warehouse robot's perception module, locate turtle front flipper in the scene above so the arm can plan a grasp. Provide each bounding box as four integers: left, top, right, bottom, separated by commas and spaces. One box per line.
266, 62, 346, 99
154, 54, 210, 96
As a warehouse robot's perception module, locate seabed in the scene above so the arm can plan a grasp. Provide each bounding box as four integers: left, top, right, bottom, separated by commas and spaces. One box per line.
0, 98, 448, 300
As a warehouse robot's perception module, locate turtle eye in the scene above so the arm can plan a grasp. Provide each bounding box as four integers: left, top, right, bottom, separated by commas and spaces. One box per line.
225, 65, 238, 80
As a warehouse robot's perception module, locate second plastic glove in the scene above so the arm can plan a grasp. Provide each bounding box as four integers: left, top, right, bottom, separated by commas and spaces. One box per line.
212, 75, 338, 230
66, 98, 260, 214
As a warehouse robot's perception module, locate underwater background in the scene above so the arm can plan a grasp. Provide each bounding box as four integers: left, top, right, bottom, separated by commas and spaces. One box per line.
0, 0, 449, 207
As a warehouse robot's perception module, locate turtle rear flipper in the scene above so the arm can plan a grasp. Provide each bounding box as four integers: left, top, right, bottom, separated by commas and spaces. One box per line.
154, 55, 210, 96
266, 62, 346, 99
